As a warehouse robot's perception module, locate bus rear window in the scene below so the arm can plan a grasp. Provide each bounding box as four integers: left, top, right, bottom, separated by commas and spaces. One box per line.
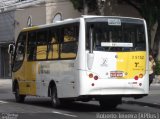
86, 20, 146, 52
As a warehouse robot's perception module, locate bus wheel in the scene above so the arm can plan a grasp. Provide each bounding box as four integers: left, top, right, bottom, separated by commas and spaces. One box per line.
51, 86, 60, 108
15, 83, 25, 103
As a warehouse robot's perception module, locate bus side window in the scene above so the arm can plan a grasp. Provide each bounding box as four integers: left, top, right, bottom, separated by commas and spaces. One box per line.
36, 30, 48, 60
37, 30, 48, 45
60, 24, 79, 59
48, 28, 59, 59
28, 32, 37, 61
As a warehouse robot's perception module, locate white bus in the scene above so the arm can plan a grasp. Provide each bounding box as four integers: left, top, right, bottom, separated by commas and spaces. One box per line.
9, 16, 149, 108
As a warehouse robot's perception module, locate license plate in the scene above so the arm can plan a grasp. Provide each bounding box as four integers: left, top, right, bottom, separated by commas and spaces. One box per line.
110, 71, 123, 78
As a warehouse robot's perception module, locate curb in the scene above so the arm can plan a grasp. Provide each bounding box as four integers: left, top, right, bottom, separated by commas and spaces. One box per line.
0, 79, 12, 86
122, 100, 160, 109
151, 83, 160, 86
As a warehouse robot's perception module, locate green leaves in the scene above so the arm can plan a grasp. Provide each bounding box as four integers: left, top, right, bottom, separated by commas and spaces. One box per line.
155, 61, 160, 75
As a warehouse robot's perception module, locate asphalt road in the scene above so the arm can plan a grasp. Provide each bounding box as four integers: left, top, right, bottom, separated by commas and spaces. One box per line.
0, 80, 160, 119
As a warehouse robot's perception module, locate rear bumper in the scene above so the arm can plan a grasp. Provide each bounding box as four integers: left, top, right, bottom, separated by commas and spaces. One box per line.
76, 94, 148, 101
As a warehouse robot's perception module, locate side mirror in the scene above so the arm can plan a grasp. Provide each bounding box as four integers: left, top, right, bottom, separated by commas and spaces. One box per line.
8, 44, 15, 56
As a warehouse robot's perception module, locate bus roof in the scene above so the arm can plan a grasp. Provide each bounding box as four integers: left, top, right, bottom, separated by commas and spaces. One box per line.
22, 15, 145, 32
22, 17, 80, 32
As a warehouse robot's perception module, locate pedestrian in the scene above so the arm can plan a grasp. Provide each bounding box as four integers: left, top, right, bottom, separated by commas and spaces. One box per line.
149, 53, 156, 87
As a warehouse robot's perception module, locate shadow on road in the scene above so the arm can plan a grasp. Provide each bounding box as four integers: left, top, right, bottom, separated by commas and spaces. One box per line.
6, 97, 131, 112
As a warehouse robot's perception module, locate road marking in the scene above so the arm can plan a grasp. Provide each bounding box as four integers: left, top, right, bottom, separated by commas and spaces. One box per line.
52, 111, 78, 118
143, 106, 149, 107
0, 100, 8, 104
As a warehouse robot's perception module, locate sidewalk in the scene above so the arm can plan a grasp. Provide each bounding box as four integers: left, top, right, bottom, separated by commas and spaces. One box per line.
0, 79, 12, 84
0, 79, 12, 88
123, 84, 160, 109
153, 75, 160, 84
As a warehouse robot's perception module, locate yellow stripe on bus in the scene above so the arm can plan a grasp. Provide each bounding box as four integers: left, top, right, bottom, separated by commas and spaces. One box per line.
116, 51, 146, 79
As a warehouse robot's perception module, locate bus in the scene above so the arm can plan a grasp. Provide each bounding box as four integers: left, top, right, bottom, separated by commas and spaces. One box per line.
8, 15, 149, 108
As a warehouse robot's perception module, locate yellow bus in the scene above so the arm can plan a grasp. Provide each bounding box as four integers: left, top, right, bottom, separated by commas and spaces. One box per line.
8, 16, 149, 108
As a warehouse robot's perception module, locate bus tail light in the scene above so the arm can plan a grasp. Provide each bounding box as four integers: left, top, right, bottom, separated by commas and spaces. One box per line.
89, 73, 93, 78
94, 75, 99, 80
139, 74, 143, 78
134, 75, 139, 80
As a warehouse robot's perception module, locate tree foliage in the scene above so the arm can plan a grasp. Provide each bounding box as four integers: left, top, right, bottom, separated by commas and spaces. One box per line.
70, 0, 97, 13
122, 0, 160, 59
122, 1, 156, 40
70, 0, 106, 15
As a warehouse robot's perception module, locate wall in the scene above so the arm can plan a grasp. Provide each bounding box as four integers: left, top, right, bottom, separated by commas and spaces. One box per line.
0, 12, 15, 43
46, 1, 82, 24
14, 4, 46, 40
14, 1, 82, 40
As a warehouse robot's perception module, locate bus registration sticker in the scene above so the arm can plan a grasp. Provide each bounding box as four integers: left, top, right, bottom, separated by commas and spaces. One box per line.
110, 71, 123, 78
108, 19, 121, 26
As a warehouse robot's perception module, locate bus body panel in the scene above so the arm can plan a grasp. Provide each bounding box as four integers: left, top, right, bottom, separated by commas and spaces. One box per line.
35, 60, 77, 98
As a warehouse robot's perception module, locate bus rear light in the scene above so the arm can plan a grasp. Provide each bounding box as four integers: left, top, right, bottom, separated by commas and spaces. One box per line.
89, 73, 93, 78
134, 76, 139, 80
94, 76, 98, 80
139, 74, 143, 78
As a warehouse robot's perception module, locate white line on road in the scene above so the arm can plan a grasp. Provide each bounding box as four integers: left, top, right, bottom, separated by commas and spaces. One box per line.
0, 100, 8, 104
52, 111, 78, 118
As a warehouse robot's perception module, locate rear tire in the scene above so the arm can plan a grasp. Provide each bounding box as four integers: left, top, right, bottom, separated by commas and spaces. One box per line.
51, 86, 61, 108
15, 83, 25, 103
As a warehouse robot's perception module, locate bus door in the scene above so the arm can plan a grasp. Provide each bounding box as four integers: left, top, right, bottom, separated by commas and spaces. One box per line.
24, 61, 37, 95
25, 31, 37, 95
12, 33, 27, 95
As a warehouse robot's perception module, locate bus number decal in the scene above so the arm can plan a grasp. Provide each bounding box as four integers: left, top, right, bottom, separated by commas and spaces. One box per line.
132, 56, 144, 59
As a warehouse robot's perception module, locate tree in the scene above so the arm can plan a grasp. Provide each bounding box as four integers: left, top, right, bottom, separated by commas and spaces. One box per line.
122, 1, 156, 46
152, 0, 160, 60
121, 0, 160, 60
70, 0, 106, 15
70, 0, 95, 14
